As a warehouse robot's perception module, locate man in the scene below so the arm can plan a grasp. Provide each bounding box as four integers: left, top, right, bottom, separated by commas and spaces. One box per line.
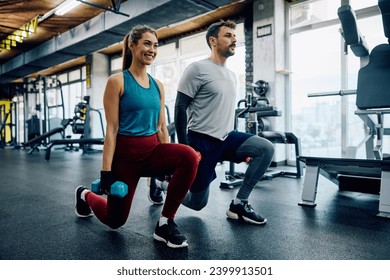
153, 20, 275, 225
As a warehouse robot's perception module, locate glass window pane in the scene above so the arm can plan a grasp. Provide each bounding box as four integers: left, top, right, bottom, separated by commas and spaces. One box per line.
111, 56, 122, 72
154, 61, 178, 118
81, 65, 86, 80
68, 69, 80, 82
57, 73, 68, 84
235, 22, 245, 46
180, 32, 208, 56
290, 0, 340, 29
226, 45, 246, 103
357, 15, 387, 49
349, 0, 378, 10
290, 25, 342, 157
154, 43, 176, 63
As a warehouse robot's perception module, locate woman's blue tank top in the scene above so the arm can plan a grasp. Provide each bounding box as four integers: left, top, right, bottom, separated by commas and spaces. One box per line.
118, 70, 160, 136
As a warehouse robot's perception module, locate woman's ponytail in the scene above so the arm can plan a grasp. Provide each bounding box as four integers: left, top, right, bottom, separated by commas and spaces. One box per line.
122, 33, 132, 70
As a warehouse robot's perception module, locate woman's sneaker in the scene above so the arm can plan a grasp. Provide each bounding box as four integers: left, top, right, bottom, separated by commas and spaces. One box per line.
148, 178, 164, 205
226, 200, 267, 225
153, 219, 188, 248
75, 186, 93, 218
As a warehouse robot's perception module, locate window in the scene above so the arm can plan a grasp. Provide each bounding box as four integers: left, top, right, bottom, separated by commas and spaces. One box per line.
290, 25, 342, 157
180, 32, 209, 56
154, 61, 178, 117
288, 0, 384, 158
155, 42, 176, 63
349, 0, 378, 10
68, 69, 81, 82
57, 73, 68, 84
290, 0, 340, 29
111, 56, 122, 72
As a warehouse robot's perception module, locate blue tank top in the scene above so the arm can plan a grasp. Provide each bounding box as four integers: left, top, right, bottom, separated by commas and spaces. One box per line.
118, 70, 160, 136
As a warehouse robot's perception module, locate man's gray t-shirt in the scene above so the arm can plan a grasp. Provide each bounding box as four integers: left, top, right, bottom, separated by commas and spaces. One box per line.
177, 58, 237, 140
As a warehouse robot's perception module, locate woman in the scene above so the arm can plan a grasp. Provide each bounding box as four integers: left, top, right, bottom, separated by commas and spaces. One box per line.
74, 25, 200, 248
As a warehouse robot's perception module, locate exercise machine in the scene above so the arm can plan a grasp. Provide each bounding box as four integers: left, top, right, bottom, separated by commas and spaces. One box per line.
253, 80, 302, 179
0, 103, 11, 148
0, 83, 27, 149
45, 95, 105, 160
22, 77, 66, 153
299, 1, 390, 218
220, 81, 303, 189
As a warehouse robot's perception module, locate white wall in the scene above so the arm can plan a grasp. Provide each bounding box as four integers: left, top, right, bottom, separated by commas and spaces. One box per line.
86, 53, 109, 140
253, 0, 287, 163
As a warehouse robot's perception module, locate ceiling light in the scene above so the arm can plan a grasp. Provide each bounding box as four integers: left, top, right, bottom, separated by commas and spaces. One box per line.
0, 17, 39, 52
55, 0, 81, 16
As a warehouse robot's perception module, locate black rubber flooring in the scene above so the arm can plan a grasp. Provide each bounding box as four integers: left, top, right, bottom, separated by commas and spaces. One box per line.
1, 147, 390, 260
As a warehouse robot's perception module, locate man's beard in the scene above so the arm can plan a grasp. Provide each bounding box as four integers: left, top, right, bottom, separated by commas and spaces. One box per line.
223, 49, 235, 58
223, 45, 236, 58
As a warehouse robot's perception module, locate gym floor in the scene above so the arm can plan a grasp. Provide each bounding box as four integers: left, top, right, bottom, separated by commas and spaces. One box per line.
1, 147, 390, 260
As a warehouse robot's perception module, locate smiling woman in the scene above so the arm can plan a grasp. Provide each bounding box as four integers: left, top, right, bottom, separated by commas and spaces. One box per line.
74, 24, 201, 249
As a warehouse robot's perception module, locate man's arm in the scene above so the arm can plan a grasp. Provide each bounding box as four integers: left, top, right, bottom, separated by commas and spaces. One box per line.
174, 91, 193, 145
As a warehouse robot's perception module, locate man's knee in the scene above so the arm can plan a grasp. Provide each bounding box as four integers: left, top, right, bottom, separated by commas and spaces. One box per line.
181, 188, 210, 211
237, 135, 275, 160
262, 138, 275, 159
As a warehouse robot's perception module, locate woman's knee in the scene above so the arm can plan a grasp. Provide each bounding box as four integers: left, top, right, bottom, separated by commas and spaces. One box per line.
105, 217, 127, 229
179, 144, 201, 167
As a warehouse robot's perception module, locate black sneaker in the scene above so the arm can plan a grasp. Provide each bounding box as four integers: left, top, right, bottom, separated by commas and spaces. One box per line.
148, 178, 164, 205
153, 219, 188, 248
75, 186, 93, 218
226, 200, 267, 225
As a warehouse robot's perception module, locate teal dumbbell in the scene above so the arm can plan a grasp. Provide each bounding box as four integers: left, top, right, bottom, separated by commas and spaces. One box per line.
91, 179, 128, 198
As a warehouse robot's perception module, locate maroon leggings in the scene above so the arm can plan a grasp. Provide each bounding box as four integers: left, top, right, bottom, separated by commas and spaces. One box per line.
85, 134, 199, 229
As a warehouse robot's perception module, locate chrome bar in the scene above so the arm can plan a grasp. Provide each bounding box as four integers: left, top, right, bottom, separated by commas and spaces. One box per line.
308, 89, 357, 97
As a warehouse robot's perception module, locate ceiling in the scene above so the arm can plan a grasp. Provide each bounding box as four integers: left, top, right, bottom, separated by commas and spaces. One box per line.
0, 0, 252, 86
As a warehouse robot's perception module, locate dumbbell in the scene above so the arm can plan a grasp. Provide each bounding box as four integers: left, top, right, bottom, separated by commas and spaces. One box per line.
91, 179, 128, 198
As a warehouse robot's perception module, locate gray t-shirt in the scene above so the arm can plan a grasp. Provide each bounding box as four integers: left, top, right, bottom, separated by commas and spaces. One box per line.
177, 58, 237, 140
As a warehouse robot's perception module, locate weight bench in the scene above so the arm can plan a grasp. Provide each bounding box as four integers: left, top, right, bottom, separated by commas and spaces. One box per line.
24, 126, 65, 154
45, 138, 104, 160
298, 156, 390, 218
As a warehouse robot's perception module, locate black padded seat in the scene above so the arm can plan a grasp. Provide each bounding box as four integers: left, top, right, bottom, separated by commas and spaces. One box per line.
356, 44, 390, 109
259, 131, 286, 142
